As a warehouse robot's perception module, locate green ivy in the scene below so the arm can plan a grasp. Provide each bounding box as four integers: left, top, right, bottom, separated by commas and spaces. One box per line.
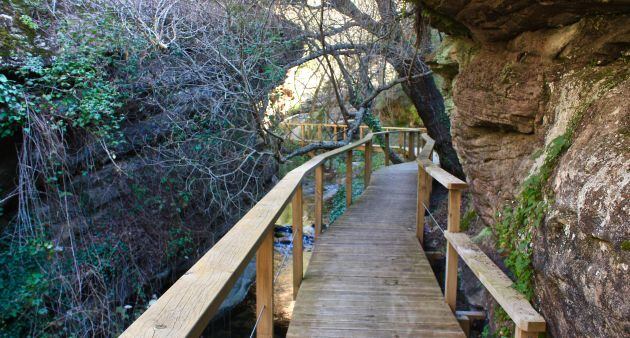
492, 65, 625, 307
19, 15, 39, 30
1, 48, 125, 144
328, 149, 385, 224
491, 86, 594, 336
167, 228, 194, 260
329, 180, 365, 224
494, 134, 568, 301
460, 209, 477, 232
0, 238, 54, 335
0, 74, 26, 138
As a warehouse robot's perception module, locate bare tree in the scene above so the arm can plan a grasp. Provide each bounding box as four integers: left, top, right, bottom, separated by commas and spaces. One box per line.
1, 0, 302, 335
276, 0, 464, 177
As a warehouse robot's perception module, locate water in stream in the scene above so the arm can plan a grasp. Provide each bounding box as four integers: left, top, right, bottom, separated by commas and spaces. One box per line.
204, 177, 339, 337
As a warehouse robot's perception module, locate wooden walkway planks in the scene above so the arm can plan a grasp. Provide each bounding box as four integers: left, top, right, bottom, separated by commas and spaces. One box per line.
287, 162, 465, 338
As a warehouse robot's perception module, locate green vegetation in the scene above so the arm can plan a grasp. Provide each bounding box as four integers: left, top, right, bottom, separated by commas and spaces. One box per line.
0, 5, 138, 335
460, 208, 477, 232
167, 228, 194, 260
0, 231, 141, 336
0, 238, 54, 335
0, 50, 125, 143
18, 15, 38, 30
328, 150, 384, 224
490, 65, 627, 336
490, 130, 576, 337
329, 180, 365, 224
472, 226, 493, 245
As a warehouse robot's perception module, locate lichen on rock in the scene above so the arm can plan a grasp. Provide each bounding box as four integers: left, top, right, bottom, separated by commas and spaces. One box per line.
423, 1, 630, 336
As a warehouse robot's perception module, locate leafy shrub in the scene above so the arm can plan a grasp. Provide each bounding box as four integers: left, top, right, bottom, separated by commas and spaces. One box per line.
0, 50, 125, 143
0, 238, 54, 335
0, 74, 28, 138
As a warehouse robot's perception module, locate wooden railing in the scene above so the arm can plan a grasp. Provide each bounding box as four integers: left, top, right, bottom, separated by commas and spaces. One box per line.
121, 128, 424, 338
282, 122, 426, 157
416, 135, 546, 338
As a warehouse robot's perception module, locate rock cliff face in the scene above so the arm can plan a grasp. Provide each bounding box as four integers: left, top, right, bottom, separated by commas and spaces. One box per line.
424, 1, 629, 336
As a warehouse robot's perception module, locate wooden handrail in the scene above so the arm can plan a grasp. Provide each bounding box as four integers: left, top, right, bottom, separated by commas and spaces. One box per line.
283, 122, 426, 132
444, 232, 546, 333
122, 129, 419, 338
416, 135, 546, 338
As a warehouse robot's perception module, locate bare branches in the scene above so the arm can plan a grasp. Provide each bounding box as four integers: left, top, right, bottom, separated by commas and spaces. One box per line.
360, 71, 432, 107
283, 140, 347, 160
284, 43, 366, 70
3, 1, 302, 335
112, 0, 182, 50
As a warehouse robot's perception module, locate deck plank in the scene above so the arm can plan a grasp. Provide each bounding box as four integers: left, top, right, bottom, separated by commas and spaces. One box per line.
287, 162, 464, 338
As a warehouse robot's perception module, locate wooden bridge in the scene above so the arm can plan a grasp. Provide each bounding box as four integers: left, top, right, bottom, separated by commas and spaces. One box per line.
122, 128, 546, 338
287, 162, 463, 337
282, 122, 426, 156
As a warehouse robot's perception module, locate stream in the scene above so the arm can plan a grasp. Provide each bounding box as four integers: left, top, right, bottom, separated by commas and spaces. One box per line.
205, 174, 341, 337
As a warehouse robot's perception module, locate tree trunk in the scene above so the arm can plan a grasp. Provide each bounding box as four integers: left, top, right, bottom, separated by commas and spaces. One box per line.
392, 60, 465, 179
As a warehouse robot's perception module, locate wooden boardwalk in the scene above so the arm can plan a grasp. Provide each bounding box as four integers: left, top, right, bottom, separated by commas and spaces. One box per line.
287, 162, 465, 338
123, 130, 545, 338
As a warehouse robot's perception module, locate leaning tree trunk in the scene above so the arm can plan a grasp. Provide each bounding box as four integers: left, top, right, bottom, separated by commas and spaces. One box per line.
392, 59, 465, 179
323, 0, 464, 178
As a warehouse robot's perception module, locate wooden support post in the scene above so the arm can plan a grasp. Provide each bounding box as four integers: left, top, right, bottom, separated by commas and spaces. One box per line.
343, 126, 347, 140
317, 124, 323, 140
359, 126, 364, 139
315, 165, 324, 237
333, 125, 338, 140
300, 125, 305, 146
416, 163, 426, 245
408, 132, 416, 160
425, 171, 432, 206
457, 314, 471, 337
514, 328, 538, 338
384, 133, 390, 166
292, 184, 303, 300
364, 140, 372, 187
346, 150, 353, 207
445, 189, 462, 312
256, 229, 274, 338
403, 132, 407, 157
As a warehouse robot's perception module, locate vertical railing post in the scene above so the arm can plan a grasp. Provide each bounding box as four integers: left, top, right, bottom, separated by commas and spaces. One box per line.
384, 133, 390, 166
256, 228, 274, 338
292, 183, 303, 300
364, 140, 372, 187
445, 188, 462, 312
317, 124, 323, 140
425, 170, 433, 206
403, 132, 407, 158
315, 165, 324, 237
345, 150, 353, 207
333, 125, 338, 140
514, 328, 538, 338
416, 163, 427, 246
300, 124, 305, 146
408, 131, 415, 160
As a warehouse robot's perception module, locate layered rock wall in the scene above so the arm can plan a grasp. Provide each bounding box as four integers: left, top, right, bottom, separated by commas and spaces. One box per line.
424, 1, 629, 336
